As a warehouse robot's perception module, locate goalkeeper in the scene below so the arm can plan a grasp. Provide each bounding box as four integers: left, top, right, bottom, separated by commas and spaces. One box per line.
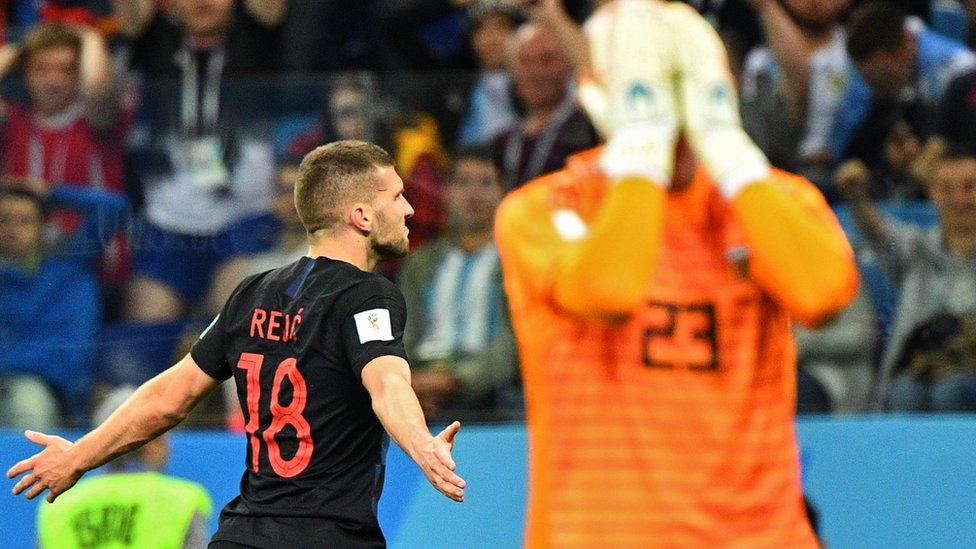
496, 1, 859, 546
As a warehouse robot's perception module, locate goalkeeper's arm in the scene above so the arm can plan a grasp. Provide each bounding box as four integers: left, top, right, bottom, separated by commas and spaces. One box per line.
544, 1, 679, 316
495, 166, 666, 319
734, 175, 860, 328
664, 4, 858, 325
551, 176, 666, 316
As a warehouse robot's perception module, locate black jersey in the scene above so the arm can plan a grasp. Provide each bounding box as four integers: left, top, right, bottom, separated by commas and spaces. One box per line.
191, 256, 409, 548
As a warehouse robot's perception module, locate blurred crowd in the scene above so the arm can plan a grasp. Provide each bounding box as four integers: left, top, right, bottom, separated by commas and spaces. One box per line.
2, 0, 976, 430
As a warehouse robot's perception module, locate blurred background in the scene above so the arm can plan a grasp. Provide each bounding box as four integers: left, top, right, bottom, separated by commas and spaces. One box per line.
1, 0, 975, 547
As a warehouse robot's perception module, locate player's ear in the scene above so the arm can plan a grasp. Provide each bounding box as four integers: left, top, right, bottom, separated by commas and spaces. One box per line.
349, 202, 375, 234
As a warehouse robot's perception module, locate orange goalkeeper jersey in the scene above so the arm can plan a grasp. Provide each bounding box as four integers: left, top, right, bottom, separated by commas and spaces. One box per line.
496, 150, 855, 548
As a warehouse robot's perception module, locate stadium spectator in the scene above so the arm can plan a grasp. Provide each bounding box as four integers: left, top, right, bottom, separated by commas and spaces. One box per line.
36, 386, 213, 549
931, 67, 976, 151
208, 159, 305, 317
116, 0, 285, 76
392, 111, 448, 251
282, 1, 389, 71
398, 149, 518, 420
836, 150, 976, 411
327, 77, 373, 143
284, 75, 381, 159
908, 66, 976, 189
961, 0, 976, 48
0, 22, 130, 308
234, 165, 305, 279
831, 1, 975, 182
119, 0, 282, 321
492, 21, 599, 190
0, 179, 127, 428
455, 0, 524, 147
740, 0, 850, 188
885, 312, 976, 412
378, 0, 590, 71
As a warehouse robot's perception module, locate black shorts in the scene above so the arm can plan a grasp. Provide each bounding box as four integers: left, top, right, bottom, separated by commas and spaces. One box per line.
210, 542, 258, 549
211, 514, 385, 549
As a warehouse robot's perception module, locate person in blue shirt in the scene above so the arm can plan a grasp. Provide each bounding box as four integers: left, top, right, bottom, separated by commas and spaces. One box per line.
830, 1, 976, 167
0, 180, 127, 427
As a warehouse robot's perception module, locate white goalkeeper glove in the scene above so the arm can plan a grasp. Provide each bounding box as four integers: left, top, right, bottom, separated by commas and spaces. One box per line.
667, 2, 770, 197
584, 0, 679, 186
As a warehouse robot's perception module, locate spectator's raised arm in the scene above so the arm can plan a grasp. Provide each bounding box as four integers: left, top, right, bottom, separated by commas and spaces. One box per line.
0, 41, 20, 80
745, 0, 815, 120
76, 26, 118, 131
244, 0, 287, 28
834, 158, 920, 282
518, 0, 590, 76
112, 0, 156, 38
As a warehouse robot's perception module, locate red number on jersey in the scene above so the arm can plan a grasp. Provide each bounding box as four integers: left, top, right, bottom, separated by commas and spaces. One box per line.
236, 353, 314, 477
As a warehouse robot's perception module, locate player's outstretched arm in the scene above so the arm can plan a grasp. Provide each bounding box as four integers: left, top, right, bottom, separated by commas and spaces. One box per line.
6, 354, 221, 502
362, 355, 466, 502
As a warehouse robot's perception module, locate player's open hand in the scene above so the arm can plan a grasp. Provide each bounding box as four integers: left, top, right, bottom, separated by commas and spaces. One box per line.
6, 430, 82, 503
417, 421, 466, 502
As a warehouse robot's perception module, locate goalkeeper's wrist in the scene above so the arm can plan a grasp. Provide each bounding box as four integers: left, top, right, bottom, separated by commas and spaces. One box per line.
599, 125, 675, 188
604, 167, 670, 188
715, 164, 771, 199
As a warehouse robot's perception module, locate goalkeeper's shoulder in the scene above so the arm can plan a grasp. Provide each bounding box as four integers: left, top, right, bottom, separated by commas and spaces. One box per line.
497, 148, 607, 248
766, 167, 832, 206
495, 171, 562, 248
734, 167, 844, 235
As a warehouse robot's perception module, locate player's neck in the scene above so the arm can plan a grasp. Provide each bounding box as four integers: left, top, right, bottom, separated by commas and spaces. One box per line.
307, 236, 371, 271
283, 229, 308, 252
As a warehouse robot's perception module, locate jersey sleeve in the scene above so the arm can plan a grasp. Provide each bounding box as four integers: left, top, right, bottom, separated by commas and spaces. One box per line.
337, 277, 409, 377
734, 170, 859, 327
495, 167, 665, 318
494, 178, 568, 305
190, 312, 232, 380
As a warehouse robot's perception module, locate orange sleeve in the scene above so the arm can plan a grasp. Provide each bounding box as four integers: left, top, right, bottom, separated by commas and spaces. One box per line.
732, 170, 859, 328
496, 173, 665, 318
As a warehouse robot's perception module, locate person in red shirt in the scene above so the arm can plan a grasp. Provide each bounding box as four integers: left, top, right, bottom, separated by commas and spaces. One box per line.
0, 22, 130, 288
